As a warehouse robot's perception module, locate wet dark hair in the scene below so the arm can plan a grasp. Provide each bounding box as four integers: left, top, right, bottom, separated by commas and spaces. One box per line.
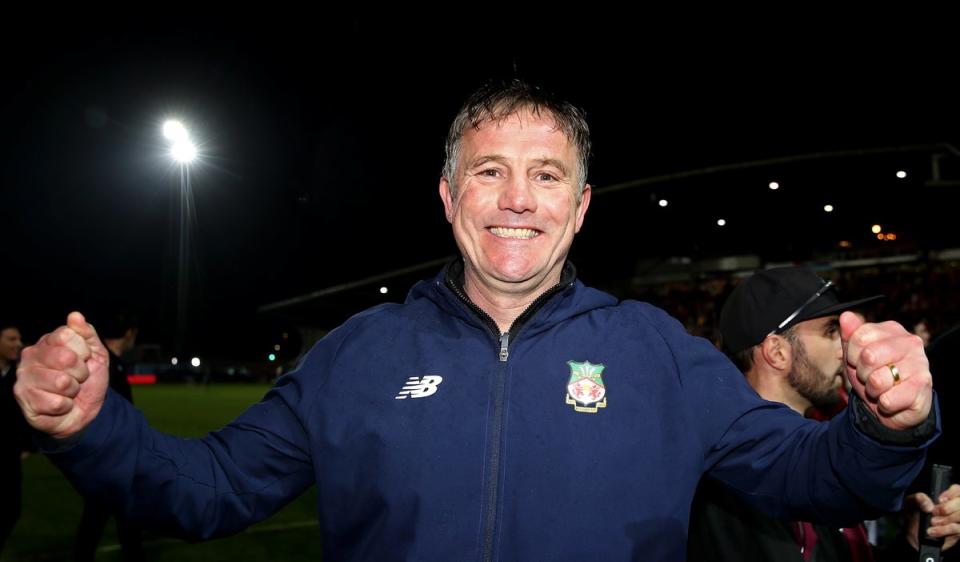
443, 78, 591, 200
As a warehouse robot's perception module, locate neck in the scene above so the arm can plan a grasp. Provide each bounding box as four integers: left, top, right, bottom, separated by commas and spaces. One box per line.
461, 264, 564, 334
464, 282, 537, 334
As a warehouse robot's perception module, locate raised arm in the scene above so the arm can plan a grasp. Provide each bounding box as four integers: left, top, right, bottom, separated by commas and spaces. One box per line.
16, 313, 317, 539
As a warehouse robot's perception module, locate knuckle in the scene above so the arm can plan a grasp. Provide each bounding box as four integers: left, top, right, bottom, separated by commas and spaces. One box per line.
49, 394, 69, 414
52, 347, 77, 369
883, 320, 904, 332
852, 330, 868, 348
909, 334, 925, 349
56, 374, 72, 392
53, 326, 72, 343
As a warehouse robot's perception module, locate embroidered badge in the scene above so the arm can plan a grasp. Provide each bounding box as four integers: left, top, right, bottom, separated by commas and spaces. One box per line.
565, 360, 607, 413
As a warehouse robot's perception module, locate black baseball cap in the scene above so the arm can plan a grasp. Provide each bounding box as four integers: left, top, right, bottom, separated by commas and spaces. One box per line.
719, 267, 883, 354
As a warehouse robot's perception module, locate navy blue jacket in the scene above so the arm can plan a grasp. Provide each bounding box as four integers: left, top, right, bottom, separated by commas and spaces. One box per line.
43, 265, 935, 561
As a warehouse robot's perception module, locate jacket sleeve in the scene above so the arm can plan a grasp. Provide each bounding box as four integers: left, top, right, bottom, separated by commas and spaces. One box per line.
704, 392, 938, 524
642, 304, 940, 525
40, 349, 325, 540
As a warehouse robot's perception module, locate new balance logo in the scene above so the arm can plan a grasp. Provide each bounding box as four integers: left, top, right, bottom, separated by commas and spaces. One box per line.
395, 376, 444, 400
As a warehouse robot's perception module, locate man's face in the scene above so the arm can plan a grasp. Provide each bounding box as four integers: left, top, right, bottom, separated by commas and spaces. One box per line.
787, 315, 844, 409
439, 109, 591, 296
0, 327, 23, 363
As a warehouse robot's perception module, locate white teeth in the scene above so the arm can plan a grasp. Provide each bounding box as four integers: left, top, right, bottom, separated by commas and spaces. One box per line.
489, 227, 539, 239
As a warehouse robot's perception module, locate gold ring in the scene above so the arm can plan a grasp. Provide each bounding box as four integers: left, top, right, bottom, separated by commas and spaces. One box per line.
888, 364, 901, 386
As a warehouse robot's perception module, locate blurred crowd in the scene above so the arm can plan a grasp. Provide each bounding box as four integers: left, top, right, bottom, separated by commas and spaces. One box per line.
625, 258, 960, 348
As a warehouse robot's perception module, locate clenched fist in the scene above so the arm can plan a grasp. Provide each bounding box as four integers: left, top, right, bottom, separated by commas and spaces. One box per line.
15, 312, 109, 439
840, 311, 934, 431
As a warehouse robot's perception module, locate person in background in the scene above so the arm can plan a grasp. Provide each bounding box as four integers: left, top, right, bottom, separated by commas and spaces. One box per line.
0, 322, 29, 553
913, 318, 932, 347
72, 312, 143, 562
884, 322, 960, 562
688, 267, 959, 561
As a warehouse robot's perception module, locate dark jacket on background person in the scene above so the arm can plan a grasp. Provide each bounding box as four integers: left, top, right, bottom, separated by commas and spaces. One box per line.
107, 347, 133, 403
688, 476, 857, 561
1, 361, 33, 551
38, 263, 938, 561
73, 347, 142, 562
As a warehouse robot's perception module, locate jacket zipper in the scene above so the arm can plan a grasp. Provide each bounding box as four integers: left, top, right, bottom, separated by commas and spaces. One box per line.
445, 275, 571, 562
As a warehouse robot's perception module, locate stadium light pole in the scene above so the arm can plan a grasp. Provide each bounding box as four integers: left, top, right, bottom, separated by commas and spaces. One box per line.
163, 120, 196, 358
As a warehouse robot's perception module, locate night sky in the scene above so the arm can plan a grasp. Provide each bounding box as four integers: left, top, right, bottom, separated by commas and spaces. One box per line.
3, 18, 958, 361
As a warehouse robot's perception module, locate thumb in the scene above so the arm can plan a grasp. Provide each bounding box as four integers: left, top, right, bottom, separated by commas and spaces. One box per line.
908, 492, 936, 513
839, 310, 865, 344
66, 311, 108, 359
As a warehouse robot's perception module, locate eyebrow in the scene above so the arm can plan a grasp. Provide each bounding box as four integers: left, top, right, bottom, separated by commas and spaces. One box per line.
531, 158, 569, 176
824, 317, 840, 333
466, 155, 569, 176
466, 154, 510, 169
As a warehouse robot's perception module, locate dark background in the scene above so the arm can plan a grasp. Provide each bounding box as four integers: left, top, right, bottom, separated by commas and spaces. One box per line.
2, 16, 958, 362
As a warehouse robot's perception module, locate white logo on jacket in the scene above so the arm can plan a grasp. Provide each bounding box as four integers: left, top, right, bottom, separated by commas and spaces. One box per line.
395, 376, 444, 399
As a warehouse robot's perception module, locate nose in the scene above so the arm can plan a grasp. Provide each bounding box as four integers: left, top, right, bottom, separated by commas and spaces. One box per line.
498, 175, 537, 214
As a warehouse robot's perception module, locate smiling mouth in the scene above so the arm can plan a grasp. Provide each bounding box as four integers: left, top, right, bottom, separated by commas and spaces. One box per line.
488, 227, 540, 240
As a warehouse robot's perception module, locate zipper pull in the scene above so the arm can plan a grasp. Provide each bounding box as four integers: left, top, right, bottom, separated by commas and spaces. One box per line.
499, 333, 510, 362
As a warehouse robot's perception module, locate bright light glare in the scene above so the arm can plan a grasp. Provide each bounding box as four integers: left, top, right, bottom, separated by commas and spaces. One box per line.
171, 357, 178, 366
658, 199, 668, 207
190, 357, 201, 367
380, 286, 389, 294
824, 204, 834, 213
171, 141, 197, 163
871, 224, 882, 234
896, 170, 907, 179
163, 120, 189, 142
768, 182, 779, 190
717, 219, 726, 226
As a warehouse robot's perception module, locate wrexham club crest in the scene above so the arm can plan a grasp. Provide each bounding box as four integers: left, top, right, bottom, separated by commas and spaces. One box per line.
565, 360, 607, 413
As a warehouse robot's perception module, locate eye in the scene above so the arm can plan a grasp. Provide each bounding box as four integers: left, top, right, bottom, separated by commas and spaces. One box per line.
535, 172, 559, 182
478, 168, 501, 178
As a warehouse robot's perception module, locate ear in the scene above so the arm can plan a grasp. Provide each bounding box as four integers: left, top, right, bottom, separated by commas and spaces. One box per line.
439, 177, 455, 224
759, 334, 792, 372
574, 184, 592, 233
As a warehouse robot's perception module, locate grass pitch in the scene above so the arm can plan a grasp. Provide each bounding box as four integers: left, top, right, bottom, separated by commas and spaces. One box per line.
3, 384, 321, 561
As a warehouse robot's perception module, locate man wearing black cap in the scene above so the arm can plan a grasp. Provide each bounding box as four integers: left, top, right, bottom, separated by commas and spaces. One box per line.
688, 266, 959, 561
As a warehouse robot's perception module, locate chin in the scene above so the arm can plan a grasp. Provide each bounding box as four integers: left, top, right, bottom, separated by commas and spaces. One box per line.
486, 258, 540, 282
491, 269, 537, 285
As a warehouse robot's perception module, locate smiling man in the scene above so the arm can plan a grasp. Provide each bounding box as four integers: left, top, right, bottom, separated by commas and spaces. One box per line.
439, 105, 590, 333
15, 80, 940, 561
